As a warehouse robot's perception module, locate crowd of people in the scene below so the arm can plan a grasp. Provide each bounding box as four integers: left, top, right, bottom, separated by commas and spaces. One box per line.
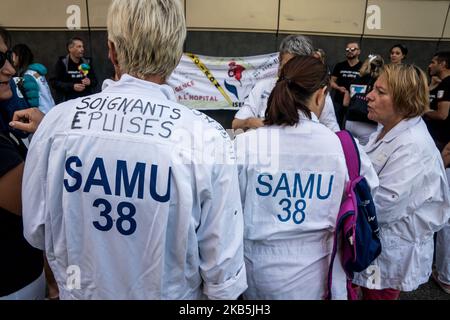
0, 0, 449, 300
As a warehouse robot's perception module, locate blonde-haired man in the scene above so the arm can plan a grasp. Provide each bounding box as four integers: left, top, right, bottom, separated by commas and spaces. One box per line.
22, 0, 247, 300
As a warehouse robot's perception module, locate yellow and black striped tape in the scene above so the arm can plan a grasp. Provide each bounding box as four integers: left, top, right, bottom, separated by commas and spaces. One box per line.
186, 53, 233, 106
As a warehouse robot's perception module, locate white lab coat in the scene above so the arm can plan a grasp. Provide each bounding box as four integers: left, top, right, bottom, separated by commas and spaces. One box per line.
234, 78, 340, 132
353, 117, 450, 291
22, 74, 247, 300
235, 112, 378, 299
435, 169, 450, 284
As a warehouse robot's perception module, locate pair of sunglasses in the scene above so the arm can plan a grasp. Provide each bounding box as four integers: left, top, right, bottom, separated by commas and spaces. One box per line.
0, 50, 13, 69
345, 47, 359, 52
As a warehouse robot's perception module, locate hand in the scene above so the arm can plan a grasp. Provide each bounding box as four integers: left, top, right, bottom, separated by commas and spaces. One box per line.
81, 77, 91, 86
246, 117, 265, 129
9, 107, 45, 133
342, 90, 350, 107
338, 86, 347, 94
74, 83, 86, 92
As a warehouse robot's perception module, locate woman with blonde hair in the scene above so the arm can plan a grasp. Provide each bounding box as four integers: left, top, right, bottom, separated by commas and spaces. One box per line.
343, 54, 384, 145
21, 0, 247, 300
352, 64, 450, 299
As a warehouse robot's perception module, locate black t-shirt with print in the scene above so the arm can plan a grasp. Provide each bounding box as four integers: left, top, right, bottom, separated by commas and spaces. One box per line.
0, 133, 43, 297
426, 76, 450, 148
332, 60, 363, 105
346, 74, 377, 124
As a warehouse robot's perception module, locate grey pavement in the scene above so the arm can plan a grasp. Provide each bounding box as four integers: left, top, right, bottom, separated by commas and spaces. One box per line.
400, 277, 450, 300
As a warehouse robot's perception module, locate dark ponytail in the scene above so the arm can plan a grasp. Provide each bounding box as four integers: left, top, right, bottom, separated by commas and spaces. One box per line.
265, 55, 328, 126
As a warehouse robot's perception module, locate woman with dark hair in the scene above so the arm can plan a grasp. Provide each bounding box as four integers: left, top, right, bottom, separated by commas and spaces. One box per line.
0, 29, 45, 300
12, 44, 55, 114
235, 56, 378, 299
11, 44, 34, 76
389, 44, 408, 65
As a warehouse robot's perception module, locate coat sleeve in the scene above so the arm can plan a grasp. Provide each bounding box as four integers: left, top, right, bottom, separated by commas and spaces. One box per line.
234, 85, 260, 120
234, 135, 249, 206
319, 94, 340, 132
196, 144, 247, 299
21, 119, 52, 251
357, 141, 379, 194
374, 143, 450, 232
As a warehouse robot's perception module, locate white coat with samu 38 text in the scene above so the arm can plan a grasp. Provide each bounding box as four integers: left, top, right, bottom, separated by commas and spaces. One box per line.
22, 74, 247, 300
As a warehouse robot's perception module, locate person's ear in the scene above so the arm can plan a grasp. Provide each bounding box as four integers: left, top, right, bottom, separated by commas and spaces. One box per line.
108, 40, 119, 67
315, 86, 327, 107
310, 86, 327, 118
108, 40, 121, 79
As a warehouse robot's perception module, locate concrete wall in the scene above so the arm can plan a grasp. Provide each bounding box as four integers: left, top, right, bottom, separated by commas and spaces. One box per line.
3, 0, 450, 128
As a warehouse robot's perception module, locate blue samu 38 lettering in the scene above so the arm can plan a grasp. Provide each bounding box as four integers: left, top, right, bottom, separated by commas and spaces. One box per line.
64, 156, 171, 202
256, 172, 334, 200
256, 172, 334, 225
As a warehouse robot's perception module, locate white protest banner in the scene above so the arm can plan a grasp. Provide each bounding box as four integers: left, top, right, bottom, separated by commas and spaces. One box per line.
167, 52, 279, 110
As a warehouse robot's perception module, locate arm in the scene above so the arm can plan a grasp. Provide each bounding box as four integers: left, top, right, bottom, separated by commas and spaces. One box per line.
330, 75, 347, 94
232, 83, 265, 131
442, 142, 450, 167
425, 101, 450, 120
0, 162, 24, 216
330, 76, 340, 90
50, 60, 74, 94
357, 143, 379, 194
234, 135, 249, 206
197, 159, 247, 299
371, 142, 450, 244
0, 135, 26, 216
22, 119, 51, 250
231, 117, 264, 131
342, 90, 351, 107
374, 147, 418, 224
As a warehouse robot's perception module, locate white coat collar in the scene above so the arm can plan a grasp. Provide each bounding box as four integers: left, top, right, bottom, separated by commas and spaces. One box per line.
101, 74, 177, 102
299, 110, 320, 123
365, 116, 421, 151
283, 111, 319, 132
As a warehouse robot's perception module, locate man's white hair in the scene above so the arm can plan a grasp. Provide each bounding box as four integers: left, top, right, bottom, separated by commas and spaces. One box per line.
107, 0, 186, 80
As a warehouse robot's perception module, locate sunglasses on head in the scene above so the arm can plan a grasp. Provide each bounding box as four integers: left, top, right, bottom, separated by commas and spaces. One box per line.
345, 47, 359, 52
0, 50, 13, 69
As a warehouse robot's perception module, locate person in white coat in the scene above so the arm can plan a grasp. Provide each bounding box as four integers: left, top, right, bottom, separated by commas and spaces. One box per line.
232, 35, 339, 133
20, 0, 247, 300
352, 64, 450, 299
433, 142, 450, 294
235, 56, 378, 300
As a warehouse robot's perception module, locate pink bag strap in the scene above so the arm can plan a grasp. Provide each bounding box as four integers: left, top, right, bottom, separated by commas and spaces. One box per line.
336, 130, 361, 180
325, 130, 361, 300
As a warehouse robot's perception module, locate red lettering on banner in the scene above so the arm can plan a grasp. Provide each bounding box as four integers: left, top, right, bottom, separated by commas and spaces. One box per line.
178, 95, 218, 102
174, 80, 195, 92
